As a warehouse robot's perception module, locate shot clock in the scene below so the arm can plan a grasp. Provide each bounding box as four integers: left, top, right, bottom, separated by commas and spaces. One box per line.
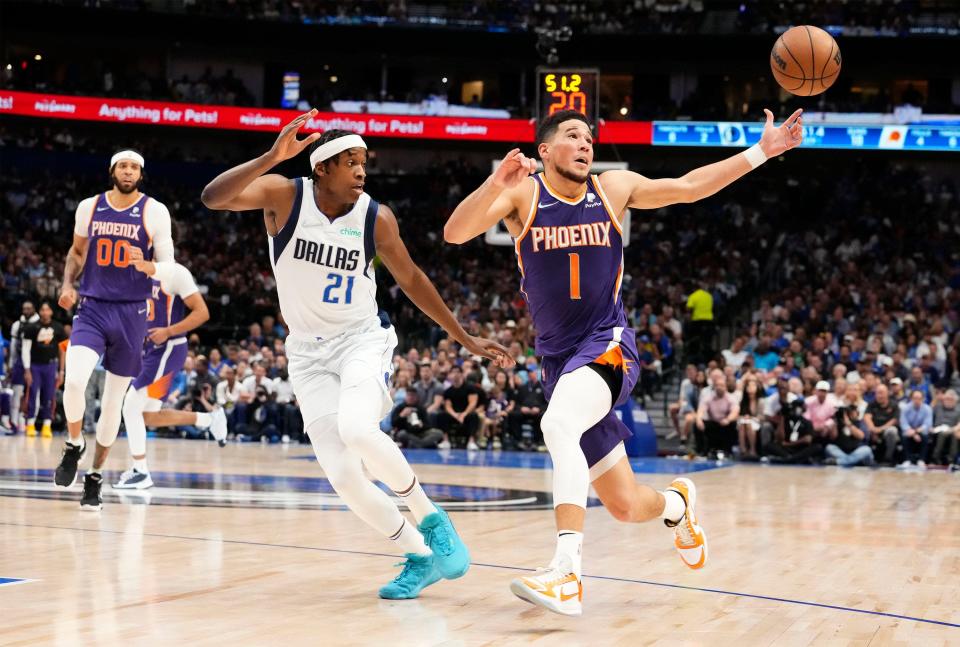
536, 67, 599, 129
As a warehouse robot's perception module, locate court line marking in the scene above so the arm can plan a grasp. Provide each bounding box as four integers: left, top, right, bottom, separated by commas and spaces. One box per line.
4, 521, 958, 629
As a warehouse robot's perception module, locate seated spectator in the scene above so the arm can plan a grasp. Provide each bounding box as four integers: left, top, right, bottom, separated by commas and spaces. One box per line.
273, 367, 301, 444
752, 338, 779, 373
824, 382, 875, 467
764, 393, 823, 464
669, 364, 700, 445
805, 380, 837, 440
392, 390, 442, 449
761, 377, 794, 453
480, 372, 513, 450
736, 374, 763, 459
236, 384, 279, 443
722, 335, 749, 372
413, 361, 446, 427
695, 368, 739, 457
215, 365, 243, 435
437, 366, 480, 450
507, 367, 547, 451
931, 389, 960, 465
905, 366, 932, 404
888, 376, 907, 407
637, 334, 661, 401
864, 384, 901, 465
898, 389, 932, 467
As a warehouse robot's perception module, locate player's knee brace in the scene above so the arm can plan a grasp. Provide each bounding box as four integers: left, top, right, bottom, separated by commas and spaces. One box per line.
121, 385, 146, 423
62, 374, 88, 423
95, 373, 130, 447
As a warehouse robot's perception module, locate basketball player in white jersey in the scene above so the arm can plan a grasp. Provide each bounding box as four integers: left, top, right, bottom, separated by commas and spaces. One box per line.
201, 110, 513, 599
56, 150, 175, 511
114, 247, 228, 490
446, 107, 803, 615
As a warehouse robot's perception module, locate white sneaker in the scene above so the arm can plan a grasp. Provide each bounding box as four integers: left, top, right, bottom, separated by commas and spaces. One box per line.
917, 460, 926, 469
898, 460, 912, 469
113, 468, 154, 490
210, 407, 228, 447
281, 434, 291, 444
509, 555, 582, 616
467, 440, 479, 451
665, 477, 708, 570
437, 440, 451, 449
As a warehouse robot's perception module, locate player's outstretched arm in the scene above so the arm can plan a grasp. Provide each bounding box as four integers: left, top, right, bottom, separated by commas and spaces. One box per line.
602, 108, 804, 212
201, 109, 320, 216
376, 205, 514, 367
444, 148, 537, 244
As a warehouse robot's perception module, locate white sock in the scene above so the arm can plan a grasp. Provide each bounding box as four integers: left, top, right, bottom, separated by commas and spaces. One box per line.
552, 531, 583, 577
42, 418, 51, 428
195, 412, 212, 428
394, 476, 437, 524
660, 489, 686, 524
390, 518, 432, 557
67, 434, 85, 450
1, 415, 9, 426
133, 458, 148, 473
27, 417, 37, 427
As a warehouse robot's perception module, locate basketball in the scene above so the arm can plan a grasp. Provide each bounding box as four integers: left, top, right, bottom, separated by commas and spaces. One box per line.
770, 25, 841, 96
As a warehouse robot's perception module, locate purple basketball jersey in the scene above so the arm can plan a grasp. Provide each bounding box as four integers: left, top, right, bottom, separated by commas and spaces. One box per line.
145, 279, 186, 351
80, 193, 154, 302
516, 174, 627, 357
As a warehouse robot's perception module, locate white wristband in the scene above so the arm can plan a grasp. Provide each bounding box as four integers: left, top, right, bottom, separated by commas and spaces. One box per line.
743, 143, 767, 169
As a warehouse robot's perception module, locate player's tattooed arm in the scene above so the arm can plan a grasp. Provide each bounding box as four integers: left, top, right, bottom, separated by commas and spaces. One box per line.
201, 110, 318, 230
376, 204, 514, 368
444, 148, 538, 244
58, 234, 88, 311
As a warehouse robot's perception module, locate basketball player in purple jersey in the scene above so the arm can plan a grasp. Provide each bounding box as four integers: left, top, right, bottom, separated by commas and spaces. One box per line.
114, 246, 226, 490
21, 302, 68, 438
447, 108, 803, 615
56, 149, 175, 510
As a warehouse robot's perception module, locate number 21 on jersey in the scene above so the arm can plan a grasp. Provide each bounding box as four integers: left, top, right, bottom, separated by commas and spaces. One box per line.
322, 272, 355, 304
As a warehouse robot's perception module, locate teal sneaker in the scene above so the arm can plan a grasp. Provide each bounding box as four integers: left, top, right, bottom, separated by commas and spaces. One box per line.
378, 553, 442, 600
419, 505, 470, 580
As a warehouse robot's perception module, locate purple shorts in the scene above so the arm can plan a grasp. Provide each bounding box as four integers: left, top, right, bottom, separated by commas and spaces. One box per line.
541, 326, 640, 469
132, 339, 189, 400
10, 360, 25, 386
70, 297, 149, 378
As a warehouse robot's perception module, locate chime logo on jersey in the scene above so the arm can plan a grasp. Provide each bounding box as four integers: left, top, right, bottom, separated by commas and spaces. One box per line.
292, 238, 360, 271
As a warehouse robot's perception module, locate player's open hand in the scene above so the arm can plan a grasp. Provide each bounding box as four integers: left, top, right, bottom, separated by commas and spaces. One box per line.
269, 109, 323, 163
759, 108, 803, 158
58, 285, 77, 311
492, 149, 538, 190
464, 336, 515, 368
126, 246, 155, 275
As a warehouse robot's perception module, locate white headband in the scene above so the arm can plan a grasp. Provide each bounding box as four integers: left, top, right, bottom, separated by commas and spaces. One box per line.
110, 150, 145, 169
309, 134, 367, 169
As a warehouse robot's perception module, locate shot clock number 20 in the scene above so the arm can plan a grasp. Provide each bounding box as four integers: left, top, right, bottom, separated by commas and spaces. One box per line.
536, 67, 599, 128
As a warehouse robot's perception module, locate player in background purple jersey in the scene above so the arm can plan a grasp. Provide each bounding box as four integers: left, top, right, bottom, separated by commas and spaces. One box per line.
55, 149, 175, 510
447, 108, 804, 616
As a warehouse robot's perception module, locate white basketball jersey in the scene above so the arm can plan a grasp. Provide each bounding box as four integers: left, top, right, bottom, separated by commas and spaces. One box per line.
268, 178, 383, 339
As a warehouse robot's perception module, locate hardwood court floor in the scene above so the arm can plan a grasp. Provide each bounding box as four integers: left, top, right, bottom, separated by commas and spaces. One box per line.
1, 435, 958, 646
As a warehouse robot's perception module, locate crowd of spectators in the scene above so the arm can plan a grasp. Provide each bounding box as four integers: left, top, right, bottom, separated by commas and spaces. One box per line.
3, 124, 960, 468
49, 0, 957, 37
668, 161, 960, 469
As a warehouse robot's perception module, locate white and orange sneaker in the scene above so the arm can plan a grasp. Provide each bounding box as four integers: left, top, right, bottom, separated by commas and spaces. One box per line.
510, 555, 583, 616
665, 477, 708, 569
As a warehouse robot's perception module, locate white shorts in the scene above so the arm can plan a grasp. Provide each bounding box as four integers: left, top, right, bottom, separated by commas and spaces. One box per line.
285, 322, 398, 429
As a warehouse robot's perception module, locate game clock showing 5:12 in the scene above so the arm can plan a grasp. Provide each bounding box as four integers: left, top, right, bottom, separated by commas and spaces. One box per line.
536, 67, 599, 128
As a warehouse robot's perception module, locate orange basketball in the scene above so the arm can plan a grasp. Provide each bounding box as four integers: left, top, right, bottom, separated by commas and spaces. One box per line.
770, 25, 841, 96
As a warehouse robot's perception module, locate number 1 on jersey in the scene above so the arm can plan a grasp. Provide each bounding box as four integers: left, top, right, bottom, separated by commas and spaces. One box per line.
568, 253, 581, 300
